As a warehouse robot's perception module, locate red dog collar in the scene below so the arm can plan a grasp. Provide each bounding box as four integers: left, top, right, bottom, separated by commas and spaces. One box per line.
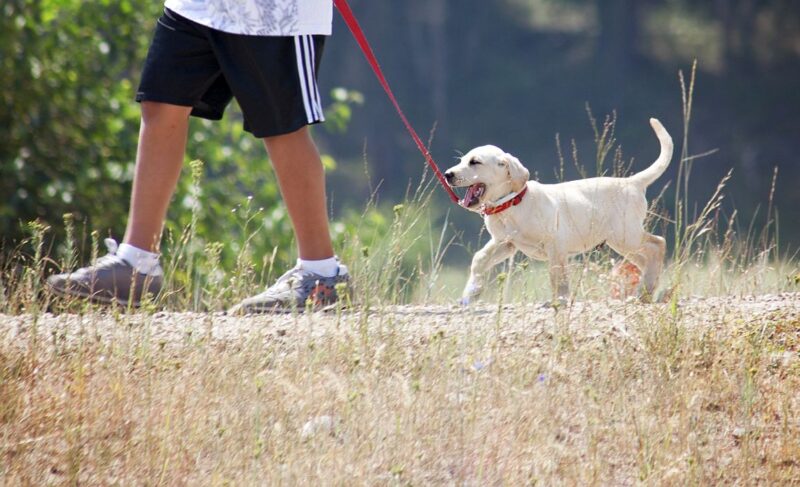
481, 185, 528, 216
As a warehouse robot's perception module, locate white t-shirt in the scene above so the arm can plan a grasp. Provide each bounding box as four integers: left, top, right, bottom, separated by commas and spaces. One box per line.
164, 0, 332, 36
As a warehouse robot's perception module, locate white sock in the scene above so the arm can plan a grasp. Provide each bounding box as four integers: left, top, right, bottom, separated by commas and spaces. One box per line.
117, 243, 163, 276
298, 257, 339, 278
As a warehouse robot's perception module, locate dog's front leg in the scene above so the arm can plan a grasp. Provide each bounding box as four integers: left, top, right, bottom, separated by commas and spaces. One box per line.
547, 254, 570, 302
461, 240, 516, 305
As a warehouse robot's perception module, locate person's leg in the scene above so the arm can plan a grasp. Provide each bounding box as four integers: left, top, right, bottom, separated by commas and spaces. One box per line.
124, 9, 225, 252
47, 10, 223, 307
216, 33, 349, 314
228, 125, 349, 315
45, 101, 190, 307
123, 101, 193, 252
263, 126, 334, 261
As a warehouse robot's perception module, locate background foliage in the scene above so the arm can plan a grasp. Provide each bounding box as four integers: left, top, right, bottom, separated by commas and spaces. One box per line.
319, 0, 800, 256
1, 0, 148, 248
2, 0, 799, 274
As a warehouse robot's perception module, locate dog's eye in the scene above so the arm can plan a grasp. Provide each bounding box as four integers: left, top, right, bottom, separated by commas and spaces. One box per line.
468, 159, 481, 166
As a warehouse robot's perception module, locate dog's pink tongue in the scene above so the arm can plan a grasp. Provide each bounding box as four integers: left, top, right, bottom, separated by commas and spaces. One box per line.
460, 185, 477, 208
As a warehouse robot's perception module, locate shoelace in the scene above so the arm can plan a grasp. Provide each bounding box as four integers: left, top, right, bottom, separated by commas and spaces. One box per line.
270, 265, 314, 290
92, 254, 127, 269
276, 264, 347, 284
89, 239, 125, 269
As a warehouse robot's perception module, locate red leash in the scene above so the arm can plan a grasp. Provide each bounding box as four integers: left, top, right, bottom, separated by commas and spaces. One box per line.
333, 0, 460, 203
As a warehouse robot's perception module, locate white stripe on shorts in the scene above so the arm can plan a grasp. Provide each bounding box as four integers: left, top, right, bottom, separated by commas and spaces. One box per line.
304, 35, 325, 122
294, 35, 324, 124
294, 36, 315, 124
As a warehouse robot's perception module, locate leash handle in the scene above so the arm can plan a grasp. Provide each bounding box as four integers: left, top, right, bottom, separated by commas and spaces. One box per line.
333, 0, 460, 203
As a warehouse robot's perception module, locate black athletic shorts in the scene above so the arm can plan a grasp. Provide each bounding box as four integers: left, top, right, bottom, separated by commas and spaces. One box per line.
136, 8, 326, 138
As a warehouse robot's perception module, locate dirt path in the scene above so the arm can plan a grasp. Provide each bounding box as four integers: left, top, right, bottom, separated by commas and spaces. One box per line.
3, 293, 798, 351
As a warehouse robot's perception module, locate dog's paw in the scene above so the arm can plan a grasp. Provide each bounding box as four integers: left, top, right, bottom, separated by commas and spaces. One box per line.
540, 296, 568, 310
458, 296, 472, 306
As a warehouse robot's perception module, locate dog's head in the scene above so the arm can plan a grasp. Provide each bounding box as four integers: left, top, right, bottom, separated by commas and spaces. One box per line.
444, 145, 530, 212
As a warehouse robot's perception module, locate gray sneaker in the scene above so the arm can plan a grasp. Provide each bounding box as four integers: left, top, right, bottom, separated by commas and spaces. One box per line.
46, 239, 162, 307
228, 263, 351, 315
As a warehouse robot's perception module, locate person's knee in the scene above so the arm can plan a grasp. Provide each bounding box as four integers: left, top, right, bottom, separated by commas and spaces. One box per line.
140, 101, 191, 128
263, 126, 317, 155
264, 125, 310, 143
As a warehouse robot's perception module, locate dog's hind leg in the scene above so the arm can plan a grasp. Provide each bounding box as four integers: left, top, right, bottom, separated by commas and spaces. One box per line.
638, 233, 666, 300
461, 239, 516, 305
610, 233, 666, 302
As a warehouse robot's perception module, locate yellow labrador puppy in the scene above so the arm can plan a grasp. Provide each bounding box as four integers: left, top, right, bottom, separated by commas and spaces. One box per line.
445, 118, 673, 304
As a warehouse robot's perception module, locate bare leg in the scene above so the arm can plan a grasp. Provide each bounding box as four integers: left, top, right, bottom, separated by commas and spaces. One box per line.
462, 239, 516, 304
263, 126, 334, 261
123, 102, 192, 251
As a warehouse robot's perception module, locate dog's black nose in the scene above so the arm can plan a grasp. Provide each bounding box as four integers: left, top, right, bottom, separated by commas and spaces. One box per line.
444, 171, 455, 183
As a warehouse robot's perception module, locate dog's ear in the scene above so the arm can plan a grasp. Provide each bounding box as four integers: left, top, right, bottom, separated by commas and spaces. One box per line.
503, 153, 530, 192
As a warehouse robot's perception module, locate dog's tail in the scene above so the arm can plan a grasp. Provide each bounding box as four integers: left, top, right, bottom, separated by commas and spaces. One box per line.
629, 118, 673, 189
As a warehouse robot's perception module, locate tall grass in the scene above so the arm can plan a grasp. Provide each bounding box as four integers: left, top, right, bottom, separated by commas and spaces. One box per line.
1, 71, 797, 311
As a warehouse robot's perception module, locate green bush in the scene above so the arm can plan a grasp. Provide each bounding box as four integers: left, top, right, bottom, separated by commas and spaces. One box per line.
1, 0, 152, 248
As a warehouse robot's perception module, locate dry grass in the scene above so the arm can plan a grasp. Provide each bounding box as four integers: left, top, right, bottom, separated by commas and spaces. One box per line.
1, 294, 799, 485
